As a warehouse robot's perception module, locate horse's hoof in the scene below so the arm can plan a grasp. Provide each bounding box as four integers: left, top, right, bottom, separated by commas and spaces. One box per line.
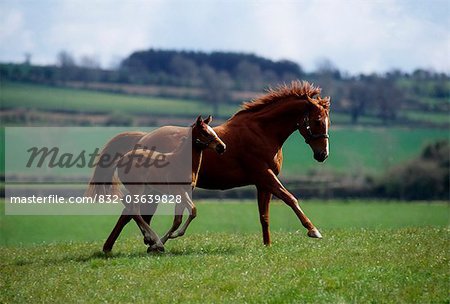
103, 251, 113, 258
143, 237, 156, 246
169, 232, 181, 239
307, 228, 322, 238
147, 244, 165, 253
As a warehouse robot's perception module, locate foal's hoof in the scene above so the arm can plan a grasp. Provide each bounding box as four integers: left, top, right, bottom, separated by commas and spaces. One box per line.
307, 228, 322, 238
147, 244, 165, 253
143, 237, 155, 246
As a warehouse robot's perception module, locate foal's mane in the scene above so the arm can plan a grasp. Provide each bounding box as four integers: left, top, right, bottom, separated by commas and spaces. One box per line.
235, 80, 330, 116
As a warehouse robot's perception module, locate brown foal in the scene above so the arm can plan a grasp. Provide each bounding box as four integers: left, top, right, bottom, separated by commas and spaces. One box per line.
98, 115, 225, 252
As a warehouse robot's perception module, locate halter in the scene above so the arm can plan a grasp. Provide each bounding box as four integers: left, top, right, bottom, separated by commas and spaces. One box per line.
298, 114, 329, 144
190, 122, 216, 149
194, 137, 215, 149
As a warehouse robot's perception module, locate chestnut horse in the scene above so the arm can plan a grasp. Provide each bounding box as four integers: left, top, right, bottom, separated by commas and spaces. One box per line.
86, 81, 330, 250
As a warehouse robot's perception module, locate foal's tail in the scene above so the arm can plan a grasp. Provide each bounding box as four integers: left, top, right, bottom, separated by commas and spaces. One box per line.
85, 131, 146, 198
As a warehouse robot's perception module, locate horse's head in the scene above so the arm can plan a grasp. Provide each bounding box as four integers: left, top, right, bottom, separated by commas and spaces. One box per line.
192, 115, 226, 154
298, 96, 330, 162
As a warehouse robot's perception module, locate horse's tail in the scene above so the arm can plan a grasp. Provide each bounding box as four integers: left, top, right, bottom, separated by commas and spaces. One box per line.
85, 131, 146, 198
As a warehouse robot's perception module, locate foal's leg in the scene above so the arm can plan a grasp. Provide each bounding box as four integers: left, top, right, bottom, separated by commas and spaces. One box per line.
130, 202, 165, 252
103, 201, 155, 253
141, 200, 159, 225
103, 206, 161, 253
103, 209, 132, 253
160, 202, 185, 244
170, 195, 197, 239
259, 169, 322, 239
256, 188, 272, 245
124, 185, 165, 251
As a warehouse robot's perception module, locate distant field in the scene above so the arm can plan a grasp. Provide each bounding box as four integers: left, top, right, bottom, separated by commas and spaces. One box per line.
0, 200, 448, 303
0, 81, 239, 117
403, 109, 450, 124
2, 125, 448, 177
3, 81, 449, 125
281, 126, 448, 175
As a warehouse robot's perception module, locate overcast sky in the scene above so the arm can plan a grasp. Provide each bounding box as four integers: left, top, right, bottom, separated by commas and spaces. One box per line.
1, 0, 449, 74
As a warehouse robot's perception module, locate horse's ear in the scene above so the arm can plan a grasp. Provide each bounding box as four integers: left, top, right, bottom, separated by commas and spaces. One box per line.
196, 115, 203, 126
203, 115, 213, 125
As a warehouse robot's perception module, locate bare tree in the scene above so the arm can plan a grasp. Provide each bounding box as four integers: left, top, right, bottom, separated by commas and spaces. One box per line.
79, 55, 101, 69
57, 50, 76, 67
200, 65, 232, 117
235, 60, 262, 90
169, 55, 200, 86
56, 50, 77, 82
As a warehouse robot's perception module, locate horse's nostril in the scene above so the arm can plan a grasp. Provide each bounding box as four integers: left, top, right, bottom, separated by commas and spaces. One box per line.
216, 145, 226, 154
314, 151, 328, 162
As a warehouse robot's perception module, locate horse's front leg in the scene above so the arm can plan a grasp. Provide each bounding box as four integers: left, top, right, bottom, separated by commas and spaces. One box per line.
258, 169, 322, 239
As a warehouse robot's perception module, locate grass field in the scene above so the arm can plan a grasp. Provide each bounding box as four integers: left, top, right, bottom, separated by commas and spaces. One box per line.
1, 200, 449, 303
2, 125, 448, 178
2, 81, 449, 126
403, 110, 450, 124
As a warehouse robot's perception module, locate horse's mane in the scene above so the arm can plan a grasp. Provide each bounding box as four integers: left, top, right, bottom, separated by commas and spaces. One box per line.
236, 80, 330, 116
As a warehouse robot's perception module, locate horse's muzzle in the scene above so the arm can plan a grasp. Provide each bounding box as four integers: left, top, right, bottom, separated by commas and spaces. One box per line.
314, 151, 328, 162
215, 144, 226, 155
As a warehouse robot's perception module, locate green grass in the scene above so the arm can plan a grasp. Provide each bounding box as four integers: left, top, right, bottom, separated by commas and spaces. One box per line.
1, 200, 448, 245
0, 229, 448, 303
0, 200, 449, 303
0, 81, 239, 117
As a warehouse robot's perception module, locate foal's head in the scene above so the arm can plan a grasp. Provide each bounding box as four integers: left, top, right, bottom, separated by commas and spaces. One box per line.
192, 115, 226, 154
297, 96, 330, 162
